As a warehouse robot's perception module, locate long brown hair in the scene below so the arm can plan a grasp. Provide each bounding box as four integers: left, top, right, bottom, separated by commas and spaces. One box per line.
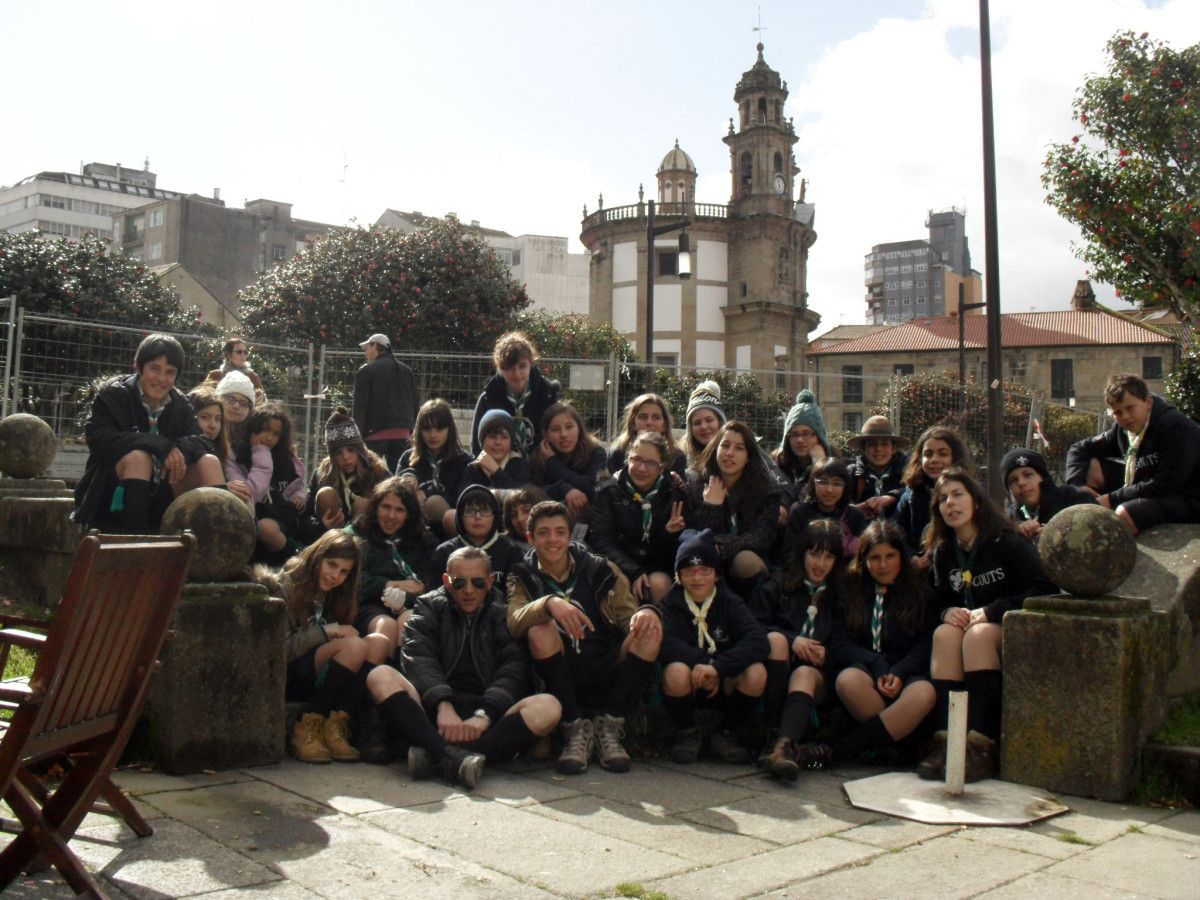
410, 398, 463, 465
925, 467, 1010, 554
353, 476, 428, 545
534, 401, 601, 476
187, 385, 229, 462
696, 421, 772, 512
901, 426, 971, 489
315, 447, 390, 492
611, 394, 682, 469
844, 520, 924, 636
282, 529, 360, 627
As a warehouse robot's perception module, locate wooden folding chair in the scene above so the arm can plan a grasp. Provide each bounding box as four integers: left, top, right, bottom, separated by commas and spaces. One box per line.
0, 532, 194, 896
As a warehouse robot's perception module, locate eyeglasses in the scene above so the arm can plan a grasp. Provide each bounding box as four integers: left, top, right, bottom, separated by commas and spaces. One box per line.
628, 456, 663, 470
450, 576, 489, 590
225, 396, 251, 410
814, 478, 846, 488
462, 508, 494, 518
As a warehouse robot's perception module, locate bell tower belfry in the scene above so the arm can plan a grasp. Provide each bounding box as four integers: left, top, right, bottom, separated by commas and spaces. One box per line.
723, 42, 796, 218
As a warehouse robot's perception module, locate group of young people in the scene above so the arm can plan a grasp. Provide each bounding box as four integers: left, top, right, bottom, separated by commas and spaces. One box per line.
73, 330, 1200, 790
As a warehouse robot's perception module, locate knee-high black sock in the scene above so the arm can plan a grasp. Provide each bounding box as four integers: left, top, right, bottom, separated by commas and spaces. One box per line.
377, 691, 446, 755
116, 478, 153, 534
533, 653, 580, 722
965, 669, 1003, 741
470, 713, 537, 760
763, 660, 791, 731
721, 689, 757, 731
606, 653, 655, 719
311, 661, 358, 717
930, 678, 965, 732
663, 694, 695, 729
778, 690, 815, 742
832, 715, 892, 762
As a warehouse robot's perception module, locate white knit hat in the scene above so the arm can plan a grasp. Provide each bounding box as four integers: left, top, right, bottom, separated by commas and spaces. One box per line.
215, 370, 256, 405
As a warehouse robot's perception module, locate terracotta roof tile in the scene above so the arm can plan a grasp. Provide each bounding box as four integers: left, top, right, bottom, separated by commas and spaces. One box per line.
810, 310, 1174, 355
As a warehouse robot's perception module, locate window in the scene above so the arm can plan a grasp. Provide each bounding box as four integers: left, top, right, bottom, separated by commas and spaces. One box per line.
1143, 356, 1163, 380
1051, 359, 1074, 400
843, 412, 864, 432
894, 363, 914, 376
511, 249, 521, 266
149, 209, 164, 227
271, 244, 286, 262
652, 353, 678, 372
657, 251, 677, 277
146, 242, 163, 261
842, 365, 863, 403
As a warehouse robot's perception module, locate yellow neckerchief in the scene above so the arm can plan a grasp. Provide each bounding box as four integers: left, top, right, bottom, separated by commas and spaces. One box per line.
684, 586, 719, 655
1124, 409, 1152, 487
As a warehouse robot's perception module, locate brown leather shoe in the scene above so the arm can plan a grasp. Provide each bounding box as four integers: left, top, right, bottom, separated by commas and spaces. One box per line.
964, 730, 996, 783
765, 737, 800, 781
917, 730, 948, 781
792, 742, 834, 770
322, 710, 361, 762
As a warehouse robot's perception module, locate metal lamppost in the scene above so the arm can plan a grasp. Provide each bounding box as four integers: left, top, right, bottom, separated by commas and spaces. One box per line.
958, 283, 986, 417
979, 0, 1004, 498
645, 199, 692, 391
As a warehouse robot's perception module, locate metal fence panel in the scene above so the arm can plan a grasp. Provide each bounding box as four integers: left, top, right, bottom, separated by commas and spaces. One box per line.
0, 297, 14, 419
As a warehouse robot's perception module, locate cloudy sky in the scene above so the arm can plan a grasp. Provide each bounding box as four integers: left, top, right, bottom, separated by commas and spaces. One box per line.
4, 0, 1195, 332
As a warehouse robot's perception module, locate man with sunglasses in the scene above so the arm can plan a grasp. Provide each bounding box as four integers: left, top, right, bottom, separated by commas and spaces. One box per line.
365, 546, 560, 789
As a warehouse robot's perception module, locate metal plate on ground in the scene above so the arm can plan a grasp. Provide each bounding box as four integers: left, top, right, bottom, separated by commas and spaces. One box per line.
843, 771, 1068, 826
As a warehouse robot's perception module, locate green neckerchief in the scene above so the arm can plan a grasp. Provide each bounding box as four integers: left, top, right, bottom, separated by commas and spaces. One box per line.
623, 473, 663, 542
1124, 411, 1151, 487
870, 584, 887, 652
684, 586, 719, 655
800, 580, 825, 639
384, 539, 417, 580
953, 539, 978, 608
506, 384, 533, 454
1018, 503, 1038, 521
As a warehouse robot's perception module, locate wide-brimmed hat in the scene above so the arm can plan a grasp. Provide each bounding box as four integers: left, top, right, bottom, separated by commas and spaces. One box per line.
846, 415, 911, 452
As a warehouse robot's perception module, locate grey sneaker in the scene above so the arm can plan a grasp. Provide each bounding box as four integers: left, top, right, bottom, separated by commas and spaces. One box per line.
592, 714, 632, 773
669, 726, 704, 764
441, 745, 486, 790
556, 718, 594, 775
407, 745, 433, 780
708, 729, 750, 764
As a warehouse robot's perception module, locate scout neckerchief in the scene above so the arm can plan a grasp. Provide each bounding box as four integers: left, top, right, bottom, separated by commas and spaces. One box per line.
623, 473, 662, 542
800, 579, 825, 639
870, 584, 888, 651
473, 529, 500, 553
426, 452, 441, 483
384, 538, 417, 580
866, 469, 888, 497
338, 470, 357, 514
1124, 410, 1151, 487
684, 587, 719, 655
110, 384, 168, 513
954, 539, 978, 608
506, 384, 533, 454
1018, 503, 1038, 522
540, 559, 581, 651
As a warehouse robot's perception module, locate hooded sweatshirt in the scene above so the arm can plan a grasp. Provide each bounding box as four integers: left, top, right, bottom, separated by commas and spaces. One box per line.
430, 484, 523, 580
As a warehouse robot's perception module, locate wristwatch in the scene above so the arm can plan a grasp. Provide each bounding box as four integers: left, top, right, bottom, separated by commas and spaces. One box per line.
473, 708, 491, 724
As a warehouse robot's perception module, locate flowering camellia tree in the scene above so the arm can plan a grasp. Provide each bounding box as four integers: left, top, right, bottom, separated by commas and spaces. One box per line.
1043, 31, 1200, 326
237, 219, 530, 351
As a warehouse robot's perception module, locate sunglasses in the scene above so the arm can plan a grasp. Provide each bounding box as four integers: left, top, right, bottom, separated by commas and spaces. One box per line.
449, 576, 489, 590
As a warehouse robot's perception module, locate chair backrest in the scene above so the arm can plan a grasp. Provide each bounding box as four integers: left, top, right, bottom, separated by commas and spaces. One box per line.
0, 533, 195, 767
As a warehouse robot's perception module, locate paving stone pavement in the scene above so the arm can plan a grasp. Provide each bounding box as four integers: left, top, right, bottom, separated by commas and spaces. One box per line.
2, 757, 1196, 898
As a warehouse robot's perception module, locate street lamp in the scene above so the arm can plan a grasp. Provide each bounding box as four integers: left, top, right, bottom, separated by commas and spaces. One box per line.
645, 199, 692, 390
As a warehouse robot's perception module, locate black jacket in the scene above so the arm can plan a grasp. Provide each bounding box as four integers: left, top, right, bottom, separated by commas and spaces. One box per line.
930, 529, 1057, 624
781, 498, 867, 561
470, 367, 561, 456
683, 476, 783, 565
827, 577, 936, 682
895, 483, 933, 555
848, 453, 909, 514
400, 587, 529, 721
353, 354, 420, 438
1064, 395, 1200, 508
748, 574, 836, 648
398, 445, 471, 505
588, 471, 687, 582
535, 445, 607, 502
1005, 480, 1096, 527
660, 583, 769, 677
348, 523, 438, 607
462, 454, 533, 492
430, 484, 523, 580
73, 374, 212, 526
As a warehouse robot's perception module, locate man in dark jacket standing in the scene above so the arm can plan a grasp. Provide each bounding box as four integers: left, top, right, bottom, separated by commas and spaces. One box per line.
365, 546, 560, 789
353, 333, 419, 470
73, 333, 223, 533
1065, 373, 1200, 535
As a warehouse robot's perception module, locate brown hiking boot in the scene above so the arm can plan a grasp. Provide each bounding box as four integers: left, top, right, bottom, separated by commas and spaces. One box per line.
556, 719, 594, 775
917, 730, 948, 781
792, 741, 834, 770
292, 713, 331, 764
964, 731, 996, 783
765, 736, 800, 781
669, 726, 703, 764
708, 729, 750, 764
322, 710, 361, 762
592, 714, 632, 773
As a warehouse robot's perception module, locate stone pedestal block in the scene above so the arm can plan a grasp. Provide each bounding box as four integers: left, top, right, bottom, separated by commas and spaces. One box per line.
1001, 594, 1169, 802
0, 491, 83, 610
140, 582, 287, 774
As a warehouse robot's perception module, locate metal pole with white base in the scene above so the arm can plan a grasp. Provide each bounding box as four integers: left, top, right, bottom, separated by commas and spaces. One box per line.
945, 690, 968, 796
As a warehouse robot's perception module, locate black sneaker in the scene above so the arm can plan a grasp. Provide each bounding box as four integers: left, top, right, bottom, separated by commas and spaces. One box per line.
441, 745, 486, 790
407, 745, 433, 780
708, 729, 750, 764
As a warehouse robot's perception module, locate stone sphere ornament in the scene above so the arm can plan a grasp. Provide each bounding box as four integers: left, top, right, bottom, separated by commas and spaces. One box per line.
0, 413, 58, 478
1038, 503, 1137, 598
160, 487, 256, 582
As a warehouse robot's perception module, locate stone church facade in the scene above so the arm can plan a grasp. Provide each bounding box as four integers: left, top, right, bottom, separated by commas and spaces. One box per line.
579, 44, 821, 381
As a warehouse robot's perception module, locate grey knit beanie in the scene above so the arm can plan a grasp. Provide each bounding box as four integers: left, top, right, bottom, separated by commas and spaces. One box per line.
778, 389, 828, 454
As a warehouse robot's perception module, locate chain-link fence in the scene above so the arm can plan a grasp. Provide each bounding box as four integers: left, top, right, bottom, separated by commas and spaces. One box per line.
1, 309, 1110, 484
